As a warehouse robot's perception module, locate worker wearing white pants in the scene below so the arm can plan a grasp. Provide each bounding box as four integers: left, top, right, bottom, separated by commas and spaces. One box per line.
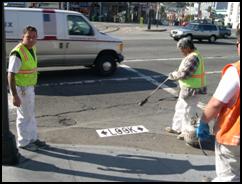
8, 26, 47, 151
165, 38, 207, 140
172, 94, 200, 134
213, 142, 240, 182
16, 86, 38, 147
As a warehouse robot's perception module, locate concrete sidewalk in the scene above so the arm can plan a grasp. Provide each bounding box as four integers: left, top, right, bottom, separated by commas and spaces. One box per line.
93, 22, 168, 33
2, 144, 216, 182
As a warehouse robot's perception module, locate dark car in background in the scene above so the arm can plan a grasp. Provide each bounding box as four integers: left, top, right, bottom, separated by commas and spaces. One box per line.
218, 26, 232, 38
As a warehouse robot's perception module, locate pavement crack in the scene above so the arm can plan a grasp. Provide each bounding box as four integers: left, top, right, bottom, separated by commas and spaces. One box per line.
36, 107, 97, 118
103, 102, 137, 109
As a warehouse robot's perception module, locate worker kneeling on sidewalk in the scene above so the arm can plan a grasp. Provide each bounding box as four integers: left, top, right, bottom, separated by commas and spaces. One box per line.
165, 38, 207, 141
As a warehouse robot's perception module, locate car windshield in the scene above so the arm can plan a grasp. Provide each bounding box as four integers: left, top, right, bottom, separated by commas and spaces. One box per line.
184, 23, 195, 30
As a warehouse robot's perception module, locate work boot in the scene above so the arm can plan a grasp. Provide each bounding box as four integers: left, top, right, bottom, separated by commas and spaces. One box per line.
177, 133, 185, 140
33, 139, 48, 148
165, 127, 181, 134
19, 142, 39, 151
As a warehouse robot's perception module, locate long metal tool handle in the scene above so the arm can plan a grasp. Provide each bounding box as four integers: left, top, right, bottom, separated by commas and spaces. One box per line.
150, 77, 170, 96
198, 138, 208, 156
139, 77, 170, 106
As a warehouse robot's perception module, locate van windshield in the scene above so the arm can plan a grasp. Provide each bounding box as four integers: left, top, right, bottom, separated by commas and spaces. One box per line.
67, 15, 93, 36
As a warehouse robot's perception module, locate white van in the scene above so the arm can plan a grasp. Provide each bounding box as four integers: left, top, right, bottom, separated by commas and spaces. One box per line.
5, 7, 124, 76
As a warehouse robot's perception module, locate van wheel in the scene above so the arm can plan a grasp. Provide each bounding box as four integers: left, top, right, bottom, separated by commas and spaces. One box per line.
95, 54, 117, 76
209, 35, 216, 43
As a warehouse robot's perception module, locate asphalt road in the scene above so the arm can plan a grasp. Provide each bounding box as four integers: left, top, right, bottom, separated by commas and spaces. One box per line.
8, 24, 239, 156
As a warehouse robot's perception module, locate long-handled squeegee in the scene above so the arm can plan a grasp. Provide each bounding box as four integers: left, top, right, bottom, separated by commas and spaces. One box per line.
138, 77, 170, 106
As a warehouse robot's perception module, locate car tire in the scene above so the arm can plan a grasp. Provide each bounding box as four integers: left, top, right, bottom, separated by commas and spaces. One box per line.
209, 35, 216, 43
95, 54, 117, 76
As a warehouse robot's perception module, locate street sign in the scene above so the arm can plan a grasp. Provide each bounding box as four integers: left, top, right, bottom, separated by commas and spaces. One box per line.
96, 125, 149, 138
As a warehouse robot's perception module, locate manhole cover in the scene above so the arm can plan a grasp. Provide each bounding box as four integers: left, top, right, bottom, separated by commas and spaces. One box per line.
58, 117, 77, 126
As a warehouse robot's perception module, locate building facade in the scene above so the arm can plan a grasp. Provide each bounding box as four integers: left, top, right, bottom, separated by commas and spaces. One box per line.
225, 2, 240, 29
4, 2, 159, 23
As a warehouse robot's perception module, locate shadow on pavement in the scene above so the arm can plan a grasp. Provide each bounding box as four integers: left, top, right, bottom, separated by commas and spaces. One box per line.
17, 145, 215, 182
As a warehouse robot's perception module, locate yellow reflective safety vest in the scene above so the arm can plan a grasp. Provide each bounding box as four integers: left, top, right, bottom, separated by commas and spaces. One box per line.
178, 50, 206, 88
10, 43, 38, 86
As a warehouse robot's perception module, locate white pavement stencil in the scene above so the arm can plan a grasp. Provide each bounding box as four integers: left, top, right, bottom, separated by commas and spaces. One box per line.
96, 125, 149, 138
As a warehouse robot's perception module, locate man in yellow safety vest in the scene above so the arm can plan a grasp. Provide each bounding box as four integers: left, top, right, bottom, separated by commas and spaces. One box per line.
165, 38, 207, 141
8, 26, 48, 151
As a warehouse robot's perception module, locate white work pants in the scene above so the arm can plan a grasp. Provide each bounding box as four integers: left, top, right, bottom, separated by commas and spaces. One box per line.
171, 95, 200, 133
16, 86, 38, 147
212, 141, 240, 182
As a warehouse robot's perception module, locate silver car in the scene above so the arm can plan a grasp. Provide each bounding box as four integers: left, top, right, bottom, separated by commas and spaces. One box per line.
170, 23, 220, 43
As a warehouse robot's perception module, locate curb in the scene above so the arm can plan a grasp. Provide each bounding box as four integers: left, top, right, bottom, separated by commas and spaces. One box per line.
103, 26, 120, 33
144, 29, 167, 32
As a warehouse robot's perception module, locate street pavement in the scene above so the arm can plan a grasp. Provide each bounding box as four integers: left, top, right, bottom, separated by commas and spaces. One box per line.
3, 23, 217, 182
2, 144, 216, 182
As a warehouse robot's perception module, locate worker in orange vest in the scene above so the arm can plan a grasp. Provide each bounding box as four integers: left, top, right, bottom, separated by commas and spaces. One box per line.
196, 23, 240, 182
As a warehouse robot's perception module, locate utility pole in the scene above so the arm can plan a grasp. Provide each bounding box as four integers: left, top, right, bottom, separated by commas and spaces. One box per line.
127, 2, 130, 23
59, 2, 64, 10
147, 2, 151, 30
66, 2, 69, 10
189, 2, 192, 21
198, 2, 201, 19
156, 2, 159, 28
2, 2, 19, 166
99, 2, 102, 22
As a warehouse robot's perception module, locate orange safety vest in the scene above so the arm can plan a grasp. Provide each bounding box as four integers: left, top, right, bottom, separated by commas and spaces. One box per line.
214, 61, 240, 145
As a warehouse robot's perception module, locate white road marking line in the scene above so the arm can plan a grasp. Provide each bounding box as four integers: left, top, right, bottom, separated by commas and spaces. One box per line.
125, 58, 182, 62
120, 64, 177, 96
120, 64, 211, 109
36, 71, 221, 87
35, 56, 223, 87
124, 56, 236, 63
